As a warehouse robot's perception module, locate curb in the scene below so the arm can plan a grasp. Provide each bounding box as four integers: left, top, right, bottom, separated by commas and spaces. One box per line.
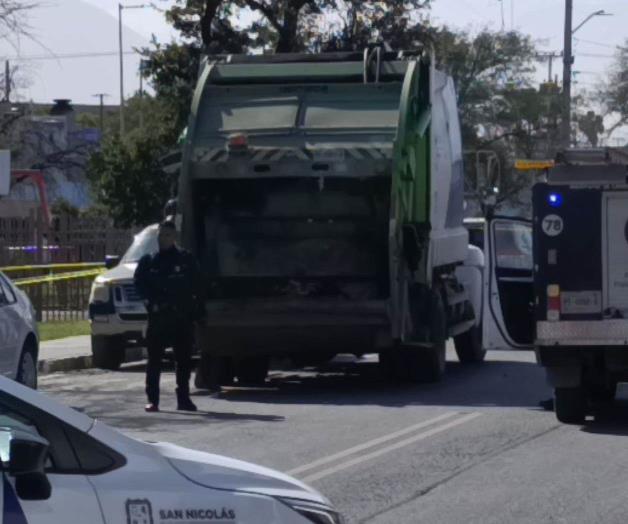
38, 347, 147, 375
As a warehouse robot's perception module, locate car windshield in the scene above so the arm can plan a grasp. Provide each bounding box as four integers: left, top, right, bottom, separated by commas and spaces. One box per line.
121, 227, 158, 263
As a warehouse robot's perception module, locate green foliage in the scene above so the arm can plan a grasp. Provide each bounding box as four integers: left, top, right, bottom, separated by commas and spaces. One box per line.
51, 198, 79, 218
86, 94, 181, 228
576, 110, 604, 147
87, 96, 179, 228
598, 42, 628, 137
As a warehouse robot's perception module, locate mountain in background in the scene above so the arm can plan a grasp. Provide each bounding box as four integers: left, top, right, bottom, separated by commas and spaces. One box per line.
1, 0, 148, 105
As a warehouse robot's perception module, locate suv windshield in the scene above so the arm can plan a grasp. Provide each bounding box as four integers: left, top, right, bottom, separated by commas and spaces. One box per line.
121, 227, 158, 263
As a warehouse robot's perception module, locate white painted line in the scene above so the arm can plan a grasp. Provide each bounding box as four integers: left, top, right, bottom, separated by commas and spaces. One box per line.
288, 412, 460, 476
300, 412, 482, 483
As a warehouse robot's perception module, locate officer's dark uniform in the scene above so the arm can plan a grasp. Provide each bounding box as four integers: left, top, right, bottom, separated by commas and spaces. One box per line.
134, 243, 203, 410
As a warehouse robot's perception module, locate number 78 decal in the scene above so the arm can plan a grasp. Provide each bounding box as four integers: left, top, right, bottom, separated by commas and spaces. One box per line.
542, 215, 564, 237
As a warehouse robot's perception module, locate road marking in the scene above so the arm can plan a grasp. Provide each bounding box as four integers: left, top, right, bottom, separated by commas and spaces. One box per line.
296, 412, 482, 483
288, 412, 462, 476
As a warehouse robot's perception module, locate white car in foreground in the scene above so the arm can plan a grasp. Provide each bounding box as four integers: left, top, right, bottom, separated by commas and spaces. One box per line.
0, 376, 343, 524
0, 271, 38, 388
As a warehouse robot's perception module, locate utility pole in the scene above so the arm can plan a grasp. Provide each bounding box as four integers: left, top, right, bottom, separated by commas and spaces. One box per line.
139, 59, 148, 130
4, 60, 10, 102
92, 93, 108, 132
536, 52, 563, 83
118, 3, 125, 136
561, 0, 573, 149
118, 3, 148, 137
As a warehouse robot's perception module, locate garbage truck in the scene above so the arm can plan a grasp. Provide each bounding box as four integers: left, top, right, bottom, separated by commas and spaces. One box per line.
176, 48, 484, 388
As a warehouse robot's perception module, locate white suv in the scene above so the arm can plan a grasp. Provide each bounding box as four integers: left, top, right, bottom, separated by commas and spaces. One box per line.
0, 272, 39, 388
88, 225, 158, 369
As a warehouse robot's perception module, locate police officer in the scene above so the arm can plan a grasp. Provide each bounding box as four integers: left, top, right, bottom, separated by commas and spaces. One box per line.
134, 220, 204, 412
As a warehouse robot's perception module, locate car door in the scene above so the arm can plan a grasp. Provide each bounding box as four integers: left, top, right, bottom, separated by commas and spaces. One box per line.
0, 284, 14, 377
0, 276, 24, 378
0, 394, 105, 524
483, 216, 535, 350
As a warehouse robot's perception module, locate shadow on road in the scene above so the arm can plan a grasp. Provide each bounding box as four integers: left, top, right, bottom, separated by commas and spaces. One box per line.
580, 396, 628, 435
209, 356, 551, 410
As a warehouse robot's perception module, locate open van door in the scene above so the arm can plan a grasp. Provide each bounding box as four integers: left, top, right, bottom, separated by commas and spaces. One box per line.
483, 216, 535, 350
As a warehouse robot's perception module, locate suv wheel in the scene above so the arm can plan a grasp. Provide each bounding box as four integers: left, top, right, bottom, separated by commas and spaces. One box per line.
17, 340, 38, 389
91, 335, 125, 370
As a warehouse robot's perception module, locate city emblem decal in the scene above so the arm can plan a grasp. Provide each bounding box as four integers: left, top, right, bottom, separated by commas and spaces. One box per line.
126, 498, 155, 524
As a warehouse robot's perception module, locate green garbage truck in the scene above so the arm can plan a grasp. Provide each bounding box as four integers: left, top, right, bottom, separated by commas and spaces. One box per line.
176, 48, 484, 388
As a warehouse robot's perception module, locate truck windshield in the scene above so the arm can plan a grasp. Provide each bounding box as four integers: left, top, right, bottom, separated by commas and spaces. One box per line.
121, 227, 159, 263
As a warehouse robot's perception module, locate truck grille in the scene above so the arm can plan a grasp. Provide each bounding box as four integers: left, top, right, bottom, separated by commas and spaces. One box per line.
122, 284, 142, 303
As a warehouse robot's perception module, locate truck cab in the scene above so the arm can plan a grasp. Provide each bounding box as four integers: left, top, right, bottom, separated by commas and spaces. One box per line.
533, 148, 628, 423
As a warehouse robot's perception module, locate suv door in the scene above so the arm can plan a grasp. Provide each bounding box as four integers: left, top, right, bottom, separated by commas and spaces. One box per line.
483, 217, 535, 350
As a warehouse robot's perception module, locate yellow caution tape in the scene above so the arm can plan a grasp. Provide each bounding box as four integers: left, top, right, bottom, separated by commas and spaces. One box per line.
1, 262, 105, 273
14, 268, 106, 287
514, 159, 555, 171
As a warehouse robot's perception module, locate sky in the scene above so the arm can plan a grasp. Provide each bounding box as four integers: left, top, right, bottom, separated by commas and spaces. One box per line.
0, 0, 625, 136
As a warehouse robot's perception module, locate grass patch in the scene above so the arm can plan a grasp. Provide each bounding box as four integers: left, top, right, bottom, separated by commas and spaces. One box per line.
38, 320, 90, 342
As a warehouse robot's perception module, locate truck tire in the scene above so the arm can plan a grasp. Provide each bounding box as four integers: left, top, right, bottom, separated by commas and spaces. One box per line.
454, 323, 486, 364
405, 286, 447, 383
91, 335, 125, 370
554, 387, 586, 424
194, 354, 234, 390
236, 357, 269, 386
588, 382, 617, 403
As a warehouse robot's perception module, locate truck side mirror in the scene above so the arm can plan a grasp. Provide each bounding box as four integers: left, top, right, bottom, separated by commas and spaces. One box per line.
8, 430, 52, 501
105, 255, 121, 269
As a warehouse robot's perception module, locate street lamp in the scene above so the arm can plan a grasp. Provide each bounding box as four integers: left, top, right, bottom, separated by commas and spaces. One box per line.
561, 4, 613, 148
573, 9, 612, 34
119, 3, 147, 136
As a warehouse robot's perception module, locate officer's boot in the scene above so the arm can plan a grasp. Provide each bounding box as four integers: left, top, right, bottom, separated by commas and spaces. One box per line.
176, 387, 197, 412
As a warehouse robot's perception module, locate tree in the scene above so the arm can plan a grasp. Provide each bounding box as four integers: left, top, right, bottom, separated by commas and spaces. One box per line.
598, 42, 628, 138
88, 133, 177, 228
0, 1, 39, 45
87, 95, 180, 227
576, 110, 604, 147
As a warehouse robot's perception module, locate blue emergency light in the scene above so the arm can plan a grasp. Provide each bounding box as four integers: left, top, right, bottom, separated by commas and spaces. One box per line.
548, 193, 563, 208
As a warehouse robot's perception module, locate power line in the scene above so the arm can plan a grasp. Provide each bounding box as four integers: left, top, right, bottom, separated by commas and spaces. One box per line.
578, 52, 615, 59
1, 50, 139, 62
574, 38, 620, 49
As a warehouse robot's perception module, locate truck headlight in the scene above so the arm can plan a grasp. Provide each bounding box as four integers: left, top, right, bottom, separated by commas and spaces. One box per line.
279, 498, 344, 524
89, 279, 110, 304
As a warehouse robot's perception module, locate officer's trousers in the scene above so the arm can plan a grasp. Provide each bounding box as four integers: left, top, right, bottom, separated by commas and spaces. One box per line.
145, 315, 194, 406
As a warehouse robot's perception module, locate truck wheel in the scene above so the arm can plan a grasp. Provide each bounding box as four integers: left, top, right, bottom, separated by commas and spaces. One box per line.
588, 382, 617, 403
407, 343, 446, 383
554, 387, 586, 424
236, 357, 269, 386
91, 336, 125, 370
194, 354, 234, 390
402, 287, 448, 383
454, 323, 486, 364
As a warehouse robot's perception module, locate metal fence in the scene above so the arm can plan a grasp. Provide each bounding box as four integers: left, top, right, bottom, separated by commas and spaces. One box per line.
0, 212, 135, 322
0, 211, 134, 267
12, 267, 105, 322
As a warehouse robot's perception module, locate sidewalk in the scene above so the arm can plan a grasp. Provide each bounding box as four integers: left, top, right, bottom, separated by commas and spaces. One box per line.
39, 336, 146, 374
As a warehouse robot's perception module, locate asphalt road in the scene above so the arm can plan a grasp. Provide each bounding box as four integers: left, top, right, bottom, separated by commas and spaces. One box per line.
39, 346, 628, 524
